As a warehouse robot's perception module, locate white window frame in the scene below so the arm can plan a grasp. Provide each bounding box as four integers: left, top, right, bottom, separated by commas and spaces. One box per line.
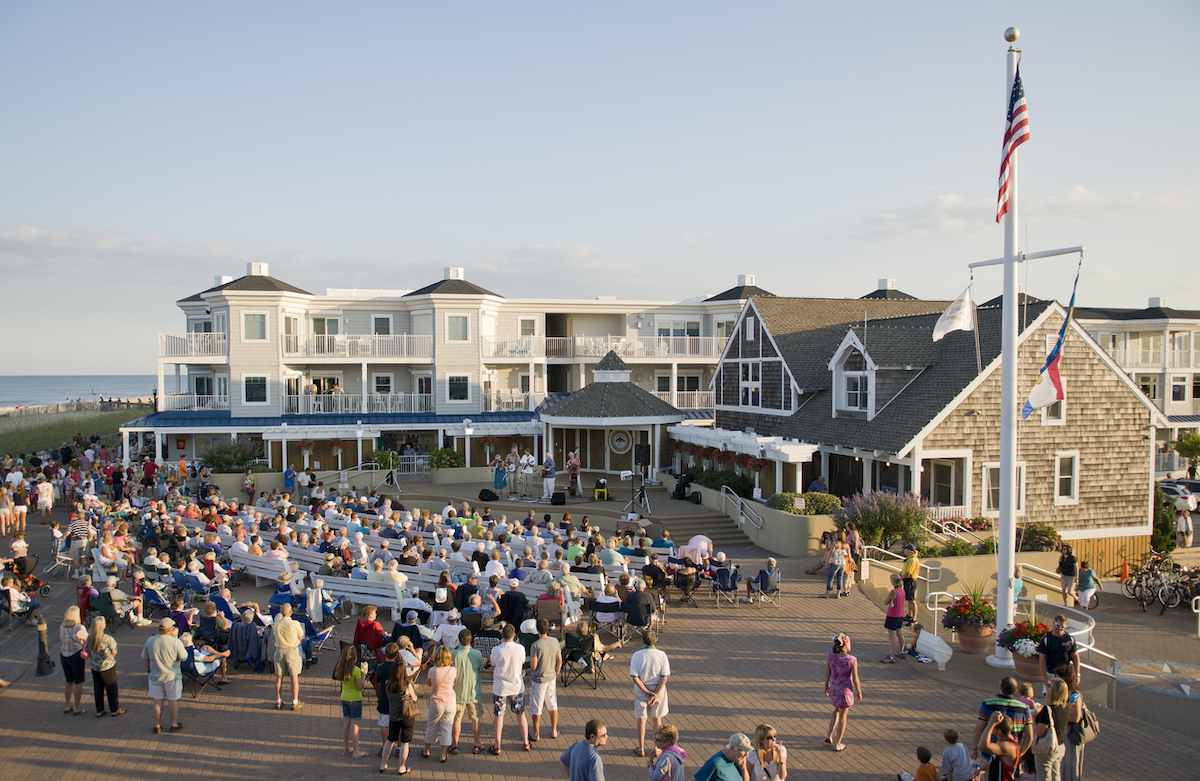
519, 317, 537, 337
1171, 375, 1187, 402
745, 317, 755, 341
372, 314, 393, 336
519, 373, 531, 394
372, 373, 394, 395
716, 320, 736, 339
740, 361, 761, 408
241, 311, 268, 342
414, 373, 433, 396
1054, 450, 1080, 506
981, 461, 1026, 517
446, 374, 471, 403
1041, 399, 1065, 425
242, 374, 270, 405
1138, 374, 1158, 400
843, 373, 870, 411
445, 314, 470, 343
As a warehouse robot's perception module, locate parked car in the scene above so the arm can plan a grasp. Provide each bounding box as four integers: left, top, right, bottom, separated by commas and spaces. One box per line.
1159, 481, 1197, 511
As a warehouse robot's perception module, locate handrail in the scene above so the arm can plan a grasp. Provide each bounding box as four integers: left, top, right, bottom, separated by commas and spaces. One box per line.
864, 545, 941, 585
1016, 562, 1062, 595
928, 518, 986, 544
720, 485, 763, 529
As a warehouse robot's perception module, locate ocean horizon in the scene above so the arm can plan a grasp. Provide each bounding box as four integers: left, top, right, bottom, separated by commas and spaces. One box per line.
0, 375, 158, 411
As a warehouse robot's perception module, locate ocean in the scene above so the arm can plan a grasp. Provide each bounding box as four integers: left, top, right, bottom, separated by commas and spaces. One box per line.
0, 375, 157, 411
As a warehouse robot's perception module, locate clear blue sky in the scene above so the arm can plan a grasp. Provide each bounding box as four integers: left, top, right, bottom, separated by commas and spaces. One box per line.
2, 2, 1197, 374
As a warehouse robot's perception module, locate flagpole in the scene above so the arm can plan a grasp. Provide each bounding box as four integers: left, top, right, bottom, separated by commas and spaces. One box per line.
989, 27, 1021, 668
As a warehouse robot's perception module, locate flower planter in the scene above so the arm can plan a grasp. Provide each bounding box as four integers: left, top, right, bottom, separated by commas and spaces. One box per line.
955, 625, 996, 654
1012, 652, 1044, 681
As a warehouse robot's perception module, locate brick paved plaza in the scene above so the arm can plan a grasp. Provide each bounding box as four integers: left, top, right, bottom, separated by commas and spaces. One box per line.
2, 491, 1198, 780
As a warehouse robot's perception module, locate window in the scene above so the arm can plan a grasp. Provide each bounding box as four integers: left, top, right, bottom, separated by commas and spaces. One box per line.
243, 375, 268, 404
519, 373, 531, 393
283, 315, 299, 353
447, 375, 469, 402
372, 315, 392, 335
447, 315, 469, 342
373, 374, 393, 394
716, 320, 736, 339
1138, 332, 1162, 365
242, 313, 267, 341
1054, 451, 1080, 505
1139, 374, 1158, 400
194, 376, 213, 396
982, 462, 1025, 515
745, 317, 755, 341
1172, 376, 1187, 402
519, 318, 536, 337
740, 362, 761, 406
656, 375, 700, 393
190, 320, 213, 333
1194, 376, 1200, 403
1042, 399, 1065, 425
312, 316, 339, 354
845, 375, 869, 410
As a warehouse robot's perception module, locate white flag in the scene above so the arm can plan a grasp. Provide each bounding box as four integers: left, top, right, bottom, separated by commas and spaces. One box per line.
932, 288, 976, 342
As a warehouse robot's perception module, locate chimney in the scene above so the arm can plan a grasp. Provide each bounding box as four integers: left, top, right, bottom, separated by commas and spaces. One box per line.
1149, 297, 1167, 308
737, 273, 755, 287
214, 275, 233, 286
878, 278, 896, 291
445, 267, 465, 281
246, 262, 269, 277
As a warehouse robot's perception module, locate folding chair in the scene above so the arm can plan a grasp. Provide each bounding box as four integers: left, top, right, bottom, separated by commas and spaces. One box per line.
560, 631, 605, 690
43, 537, 73, 577
181, 648, 223, 698
142, 588, 172, 619
0, 591, 34, 630
296, 615, 335, 664
753, 568, 782, 608
89, 594, 133, 632
169, 569, 194, 602
587, 597, 625, 641
621, 598, 654, 645
211, 595, 240, 622
534, 599, 564, 639
668, 558, 700, 608
711, 566, 741, 609
462, 611, 484, 635
186, 573, 219, 605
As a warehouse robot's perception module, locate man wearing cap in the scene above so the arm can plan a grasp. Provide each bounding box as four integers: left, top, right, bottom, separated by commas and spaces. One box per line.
528, 618, 562, 743
451, 628, 483, 755
900, 544, 920, 625
141, 617, 188, 734
432, 609, 464, 650
560, 718, 609, 781
498, 578, 529, 627
693, 733, 752, 781
630, 630, 670, 757
272, 603, 305, 711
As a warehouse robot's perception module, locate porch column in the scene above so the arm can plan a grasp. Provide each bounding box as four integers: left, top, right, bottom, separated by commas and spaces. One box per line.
361, 362, 369, 413
175, 365, 181, 394
578, 362, 585, 391
861, 456, 871, 494
157, 363, 165, 411
267, 441, 273, 469
775, 460, 783, 495
356, 433, 363, 468
465, 432, 471, 468
281, 438, 288, 473
651, 424, 660, 481
820, 450, 829, 482
670, 363, 678, 407
528, 361, 536, 410
122, 430, 131, 468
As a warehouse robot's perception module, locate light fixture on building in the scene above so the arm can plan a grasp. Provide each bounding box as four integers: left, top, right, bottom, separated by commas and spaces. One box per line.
463, 418, 474, 436
175, 436, 187, 450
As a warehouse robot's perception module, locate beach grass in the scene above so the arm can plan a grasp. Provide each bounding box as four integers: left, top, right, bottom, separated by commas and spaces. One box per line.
0, 406, 153, 456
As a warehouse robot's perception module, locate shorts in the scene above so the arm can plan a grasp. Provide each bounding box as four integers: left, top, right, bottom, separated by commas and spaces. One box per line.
884, 615, 906, 631
0, 506, 10, 516
61, 651, 86, 684
38, 499, 52, 510
633, 687, 669, 719
1060, 574, 1077, 591
528, 679, 557, 715
13, 505, 27, 513
377, 712, 391, 727
275, 647, 304, 677
341, 700, 363, 719
149, 678, 183, 701
902, 578, 916, 601
387, 715, 416, 744
492, 692, 526, 717
454, 701, 480, 724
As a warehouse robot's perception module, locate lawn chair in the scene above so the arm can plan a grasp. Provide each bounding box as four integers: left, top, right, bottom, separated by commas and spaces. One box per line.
211, 594, 240, 623
186, 573, 219, 605
560, 631, 605, 690
169, 569, 193, 602
296, 615, 336, 663
535, 599, 564, 639
711, 566, 741, 608
752, 568, 782, 608
142, 588, 172, 619
43, 537, 73, 577
89, 593, 133, 632
0, 591, 34, 630
181, 646, 223, 698
668, 558, 700, 608
472, 632, 504, 686
587, 597, 625, 641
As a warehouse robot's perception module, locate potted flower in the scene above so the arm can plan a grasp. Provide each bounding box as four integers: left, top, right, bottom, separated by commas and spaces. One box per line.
297, 439, 315, 452
328, 438, 344, 454
996, 618, 1051, 680
940, 580, 997, 654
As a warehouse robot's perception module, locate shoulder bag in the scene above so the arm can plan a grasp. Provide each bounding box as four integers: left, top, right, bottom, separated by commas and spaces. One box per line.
401, 683, 420, 720
1067, 701, 1099, 745
1030, 707, 1058, 756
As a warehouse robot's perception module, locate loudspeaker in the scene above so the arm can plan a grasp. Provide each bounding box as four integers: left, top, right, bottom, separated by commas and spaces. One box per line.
634, 443, 651, 467
551, 492, 566, 506
478, 489, 499, 502
688, 490, 702, 505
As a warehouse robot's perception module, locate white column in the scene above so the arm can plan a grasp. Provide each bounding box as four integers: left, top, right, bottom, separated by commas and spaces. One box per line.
670, 363, 678, 407
282, 438, 288, 474
157, 363, 165, 411
578, 362, 585, 391
267, 439, 273, 469
775, 460, 783, 495
175, 365, 181, 394
122, 430, 131, 468
861, 457, 871, 494
361, 362, 369, 413
465, 432, 472, 468
651, 424, 660, 481
528, 361, 536, 409
357, 435, 363, 467
819, 450, 829, 483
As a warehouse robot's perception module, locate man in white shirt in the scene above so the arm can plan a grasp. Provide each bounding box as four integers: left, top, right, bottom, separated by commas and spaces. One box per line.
296, 470, 311, 498
442, 500, 457, 520
489, 623, 529, 753
519, 450, 537, 498
629, 630, 671, 757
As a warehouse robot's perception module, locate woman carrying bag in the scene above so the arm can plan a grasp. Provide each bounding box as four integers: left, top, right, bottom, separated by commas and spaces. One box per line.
88, 616, 124, 717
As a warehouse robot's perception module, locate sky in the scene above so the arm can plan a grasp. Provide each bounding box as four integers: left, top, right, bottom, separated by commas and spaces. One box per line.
1, 2, 1197, 374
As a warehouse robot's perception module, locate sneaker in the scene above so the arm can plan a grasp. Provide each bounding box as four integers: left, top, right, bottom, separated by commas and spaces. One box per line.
740, 597, 753, 603
880, 655, 894, 664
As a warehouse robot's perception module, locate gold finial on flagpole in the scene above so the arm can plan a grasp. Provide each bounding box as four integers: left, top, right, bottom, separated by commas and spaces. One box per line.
1004, 27, 1020, 43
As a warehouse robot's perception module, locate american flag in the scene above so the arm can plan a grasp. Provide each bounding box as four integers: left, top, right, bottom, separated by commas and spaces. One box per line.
995, 64, 1030, 223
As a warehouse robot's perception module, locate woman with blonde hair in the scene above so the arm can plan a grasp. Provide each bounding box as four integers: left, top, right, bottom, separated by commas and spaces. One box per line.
1033, 678, 1068, 780
380, 657, 418, 774
59, 606, 89, 714
747, 723, 787, 780
421, 644, 457, 763
88, 616, 123, 716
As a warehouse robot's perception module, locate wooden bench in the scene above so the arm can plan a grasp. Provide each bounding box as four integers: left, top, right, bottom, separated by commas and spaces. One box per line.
229, 549, 298, 588
322, 576, 408, 621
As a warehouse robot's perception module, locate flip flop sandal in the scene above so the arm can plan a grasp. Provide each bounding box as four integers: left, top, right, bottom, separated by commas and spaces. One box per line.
472, 746, 482, 754
488, 745, 503, 756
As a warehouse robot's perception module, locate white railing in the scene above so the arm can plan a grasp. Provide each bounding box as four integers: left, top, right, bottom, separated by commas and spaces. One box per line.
162, 393, 230, 411
482, 336, 544, 358
926, 505, 970, 521
1156, 452, 1180, 473
545, 337, 572, 357
573, 335, 729, 359
1168, 350, 1192, 368
159, 332, 228, 358
1015, 562, 1064, 596
928, 517, 987, 544
1102, 346, 1166, 369
283, 393, 433, 415
720, 485, 763, 529
653, 391, 715, 409
365, 393, 434, 413
864, 545, 941, 584
483, 391, 530, 412
283, 334, 432, 359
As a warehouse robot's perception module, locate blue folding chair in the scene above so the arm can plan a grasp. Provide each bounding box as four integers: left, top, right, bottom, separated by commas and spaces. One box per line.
186, 573, 219, 604
296, 615, 336, 660
143, 588, 171, 619
711, 565, 741, 608
170, 569, 193, 602
211, 595, 240, 622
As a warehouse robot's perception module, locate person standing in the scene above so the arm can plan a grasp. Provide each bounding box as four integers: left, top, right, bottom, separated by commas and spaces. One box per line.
451, 628, 484, 756
1033, 678, 1068, 781
560, 718, 609, 781
489, 623, 530, 754
825, 532, 848, 598
1035, 615, 1079, 692
881, 574, 906, 664
1056, 545, 1078, 607
630, 630, 671, 758
1176, 508, 1193, 549
381, 658, 418, 774
334, 645, 370, 758
1056, 666, 1086, 781
824, 633, 862, 752
88, 616, 123, 717
283, 464, 296, 495
900, 544, 920, 624
648, 722, 687, 781
141, 617, 187, 734
520, 449, 537, 498
693, 733, 753, 781
422, 645, 458, 763
36, 476, 54, 524
59, 606, 89, 715
528, 618, 563, 742
505, 447, 521, 497
1076, 562, 1102, 610
272, 603, 305, 711
541, 453, 556, 501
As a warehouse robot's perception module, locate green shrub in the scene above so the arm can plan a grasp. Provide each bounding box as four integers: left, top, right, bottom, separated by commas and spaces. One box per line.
766, 492, 800, 512
833, 490, 928, 550
429, 448, 465, 469
368, 450, 404, 469
976, 536, 998, 555
942, 538, 976, 557
800, 492, 842, 515
1151, 484, 1177, 553
693, 469, 754, 498
248, 462, 277, 473
198, 438, 263, 472
1018, 522, 1061, 552
917, 542, 943, 558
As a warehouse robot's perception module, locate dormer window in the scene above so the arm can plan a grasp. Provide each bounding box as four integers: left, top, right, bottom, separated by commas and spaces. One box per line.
840, 349, 870, 412
845, 375, 869, 410
740, 361, 761, 407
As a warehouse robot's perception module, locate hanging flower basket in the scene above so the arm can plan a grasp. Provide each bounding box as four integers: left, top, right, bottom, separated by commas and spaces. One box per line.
747, 457, 770, 472
297, 439, 315, 452
328, 438, 344, 452
511, 434, 525, 446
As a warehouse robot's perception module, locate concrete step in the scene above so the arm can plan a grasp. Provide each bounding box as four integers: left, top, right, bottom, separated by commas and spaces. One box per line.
654, 514, 753, 548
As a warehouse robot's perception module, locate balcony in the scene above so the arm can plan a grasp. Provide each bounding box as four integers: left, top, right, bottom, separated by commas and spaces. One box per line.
163, 393, 230, 411
483, 391, 531, 412
283, 334, 432, 359
283, 393, 434, 415
159, 333, 228, 358
653, 390, 715, 409
574, 335, 728, 359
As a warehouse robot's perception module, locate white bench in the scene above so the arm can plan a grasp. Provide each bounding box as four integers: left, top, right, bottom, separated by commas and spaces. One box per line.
229, 549, 301, 588
322, 577, 408, 621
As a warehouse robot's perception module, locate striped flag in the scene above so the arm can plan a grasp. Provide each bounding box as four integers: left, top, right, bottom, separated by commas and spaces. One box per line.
1021, 268, 1079, 419
996, 65, 1030, 223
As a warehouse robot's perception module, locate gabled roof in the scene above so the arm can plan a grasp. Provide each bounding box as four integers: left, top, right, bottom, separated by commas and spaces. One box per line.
595, 351, 631, 371
178, 274, 312, 303
540, 382, 681, 421
703, 284, 776, 302
402, 279, 501, 297
1073, 305, 1200, 321
859, 287, 918, 300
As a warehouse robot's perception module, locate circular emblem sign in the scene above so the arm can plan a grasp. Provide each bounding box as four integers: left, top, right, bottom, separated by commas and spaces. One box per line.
609, 430, 632, 454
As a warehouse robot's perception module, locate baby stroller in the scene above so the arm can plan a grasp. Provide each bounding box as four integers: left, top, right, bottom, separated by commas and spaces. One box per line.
7, 556, 52, 598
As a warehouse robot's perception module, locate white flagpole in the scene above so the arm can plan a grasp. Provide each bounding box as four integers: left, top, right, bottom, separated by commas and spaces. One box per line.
990, 27, 1021, 668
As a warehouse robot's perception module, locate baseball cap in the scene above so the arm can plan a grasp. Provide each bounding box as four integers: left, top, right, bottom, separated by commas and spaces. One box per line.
727, 733, 752, 752
509, 578, 520, 588
159, 618, 176, 630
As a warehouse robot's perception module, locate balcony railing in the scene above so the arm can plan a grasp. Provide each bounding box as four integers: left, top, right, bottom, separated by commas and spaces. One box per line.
652, 390, 715, 409
483, 391, 531, 412
159, 332, 228, 358
574, 335, 728, 359
163, 393, 229, 411
926, 505, 971, 521
283, 393, 433, 415
283, 334, 432, 359
1156, 451, 1180, 474
482, 336, 545, 358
